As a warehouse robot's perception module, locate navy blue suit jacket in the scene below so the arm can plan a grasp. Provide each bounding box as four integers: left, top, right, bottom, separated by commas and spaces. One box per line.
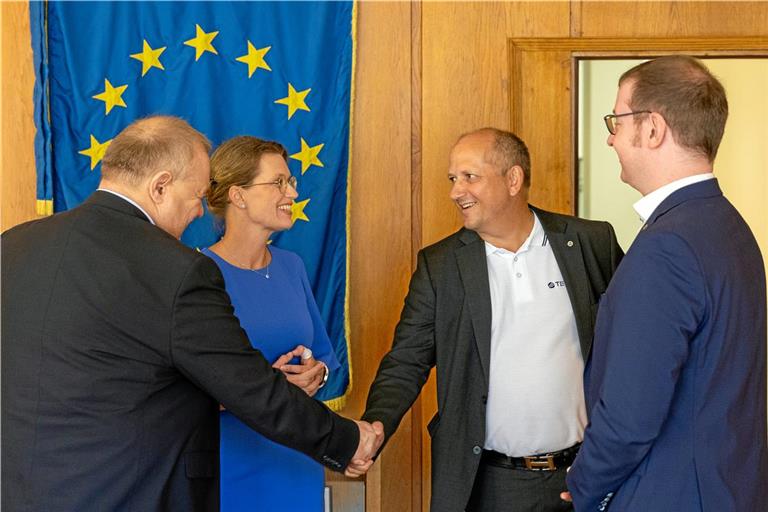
567, 179, 767, 511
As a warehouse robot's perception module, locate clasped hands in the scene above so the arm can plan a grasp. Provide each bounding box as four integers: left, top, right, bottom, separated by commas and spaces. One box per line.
346, 420, 385, 478
272, 344, 327, 397
274, 345, 384, 477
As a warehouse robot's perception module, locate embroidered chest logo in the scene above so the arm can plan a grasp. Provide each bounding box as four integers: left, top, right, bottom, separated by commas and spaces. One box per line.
547, 281, 566, 289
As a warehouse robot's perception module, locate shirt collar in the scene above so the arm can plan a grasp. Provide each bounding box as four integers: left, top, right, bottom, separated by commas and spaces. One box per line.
632, 173, 715, 223
97, 188, 156, 225
485, 211, 544, 256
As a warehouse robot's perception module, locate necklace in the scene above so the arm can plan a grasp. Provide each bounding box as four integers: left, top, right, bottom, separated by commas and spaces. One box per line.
215, 240, 271, 278
237, 251, 270, 278
249, 262, 270, 279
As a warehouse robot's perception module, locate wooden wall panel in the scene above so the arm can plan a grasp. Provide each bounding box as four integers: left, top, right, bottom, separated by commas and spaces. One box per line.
344, 3, 415, 512
2, 1, 37, 231
574, 1, 768, 38
420, 1, 572, 248
513, 48, 574, 213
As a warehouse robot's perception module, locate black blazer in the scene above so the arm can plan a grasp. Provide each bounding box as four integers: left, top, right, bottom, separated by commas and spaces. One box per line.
362, 207, 623, 512
1, 191, 358, 512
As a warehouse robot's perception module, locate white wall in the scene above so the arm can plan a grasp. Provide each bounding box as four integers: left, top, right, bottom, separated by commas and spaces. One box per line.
579, 58, 768, 265
708, 59, 768, 273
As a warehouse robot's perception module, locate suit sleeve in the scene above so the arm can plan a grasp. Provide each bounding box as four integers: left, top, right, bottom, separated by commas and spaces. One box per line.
567, 232, 705, 510
169, 254, 359, 472
361, 249, 437, 444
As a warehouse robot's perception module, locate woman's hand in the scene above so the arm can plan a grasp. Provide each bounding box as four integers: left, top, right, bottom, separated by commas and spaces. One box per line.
272, 345, 327, 397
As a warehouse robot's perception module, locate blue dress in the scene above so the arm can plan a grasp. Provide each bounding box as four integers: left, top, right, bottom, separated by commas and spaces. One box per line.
201, 246, 340, 512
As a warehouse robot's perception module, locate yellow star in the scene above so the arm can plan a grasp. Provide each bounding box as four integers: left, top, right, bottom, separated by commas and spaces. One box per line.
290, 138, 325, 175
92, 79, 128, 115
274, 83, 311, 120
236, 41, 271, 78
291, 198, 310, 223
184, 24, 219, 61
78, 135, 112, 170
130, 40, 166, 77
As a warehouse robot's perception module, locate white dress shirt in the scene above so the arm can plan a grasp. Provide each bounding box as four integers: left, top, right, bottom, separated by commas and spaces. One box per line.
633, 173, 715, 223
98, 188, 156, 225
483, 213, 587, 456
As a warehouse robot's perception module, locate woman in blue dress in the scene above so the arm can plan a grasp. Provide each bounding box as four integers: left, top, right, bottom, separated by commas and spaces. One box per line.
203, 136, 338, 511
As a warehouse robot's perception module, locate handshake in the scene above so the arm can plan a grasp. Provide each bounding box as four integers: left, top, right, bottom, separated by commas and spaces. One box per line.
346, 420, 386, 477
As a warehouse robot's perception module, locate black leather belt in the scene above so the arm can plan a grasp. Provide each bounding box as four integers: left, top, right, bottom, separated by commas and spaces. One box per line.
481, 443, 580, 471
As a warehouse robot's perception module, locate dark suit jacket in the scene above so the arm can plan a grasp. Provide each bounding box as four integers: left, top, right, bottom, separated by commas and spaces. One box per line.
568, 179, 768, 511
1, 191, 358, 512
362, 207, 623, 512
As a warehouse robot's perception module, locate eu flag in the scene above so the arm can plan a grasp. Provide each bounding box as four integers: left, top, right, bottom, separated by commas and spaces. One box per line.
30, 0, 354, 407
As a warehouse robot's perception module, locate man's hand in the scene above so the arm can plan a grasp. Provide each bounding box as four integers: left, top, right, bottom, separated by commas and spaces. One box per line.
345, 420, 385, 478
560, 465, 572, 502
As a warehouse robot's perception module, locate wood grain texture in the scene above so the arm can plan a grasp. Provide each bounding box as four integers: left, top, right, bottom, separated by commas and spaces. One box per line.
513, 48, 575, 213
2, 1, 38, 231
512, 37, 768, 52
575, 1, 768, 38
347, 3, 414, 512
420, 1, 572, 249
410, 2, 424, 511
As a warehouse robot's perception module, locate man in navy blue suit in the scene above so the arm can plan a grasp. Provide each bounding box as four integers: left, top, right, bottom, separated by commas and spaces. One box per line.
565, 56, 767, 511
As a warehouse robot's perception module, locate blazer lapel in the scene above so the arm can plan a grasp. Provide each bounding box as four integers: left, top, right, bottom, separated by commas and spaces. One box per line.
455, 229, 493, 386
534, 208, 594, 359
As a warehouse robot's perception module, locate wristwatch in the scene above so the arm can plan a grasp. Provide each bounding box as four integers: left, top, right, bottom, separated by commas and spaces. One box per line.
317, 362, 330, 389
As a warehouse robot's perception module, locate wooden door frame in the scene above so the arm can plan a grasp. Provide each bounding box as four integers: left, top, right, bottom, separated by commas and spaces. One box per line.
508, 37, 768, 215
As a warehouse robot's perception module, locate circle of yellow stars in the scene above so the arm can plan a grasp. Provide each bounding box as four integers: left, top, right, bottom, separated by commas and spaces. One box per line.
80, 23, 327, 225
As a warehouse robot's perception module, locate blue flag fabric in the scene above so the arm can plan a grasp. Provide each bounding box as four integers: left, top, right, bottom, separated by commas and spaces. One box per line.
29, 0, 354, 407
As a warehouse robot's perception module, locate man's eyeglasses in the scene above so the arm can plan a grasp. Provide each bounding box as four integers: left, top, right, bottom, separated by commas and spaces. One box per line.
603, 111, 651, 135
241, 175, 298, 194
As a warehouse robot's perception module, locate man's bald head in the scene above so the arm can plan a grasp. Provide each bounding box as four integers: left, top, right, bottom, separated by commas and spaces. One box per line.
101, 116, 211, 186
456, 127, 531, 188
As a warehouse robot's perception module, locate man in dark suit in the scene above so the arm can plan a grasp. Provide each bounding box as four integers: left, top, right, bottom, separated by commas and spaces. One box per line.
350, 128, 622, 511
1, 116, 381, 512
565, 56, 767, 511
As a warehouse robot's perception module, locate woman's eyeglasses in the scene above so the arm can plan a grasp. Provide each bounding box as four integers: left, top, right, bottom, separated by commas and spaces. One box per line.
241, 175, 298, 194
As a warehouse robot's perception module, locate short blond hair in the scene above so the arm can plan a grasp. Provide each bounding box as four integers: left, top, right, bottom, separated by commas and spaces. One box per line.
101, 115, 211, 185
207, 136, 288, 217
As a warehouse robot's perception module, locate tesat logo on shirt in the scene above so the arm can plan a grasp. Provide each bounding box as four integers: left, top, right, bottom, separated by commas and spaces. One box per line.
547, 281, 565, 289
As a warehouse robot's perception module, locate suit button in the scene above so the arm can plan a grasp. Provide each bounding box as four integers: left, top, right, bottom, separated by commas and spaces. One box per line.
472, 445, 482, 455
481, 395, 487, 404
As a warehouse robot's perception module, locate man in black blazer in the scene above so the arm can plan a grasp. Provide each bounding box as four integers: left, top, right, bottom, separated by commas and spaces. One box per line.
356, 128, 623, 511
1, 116, 380, 512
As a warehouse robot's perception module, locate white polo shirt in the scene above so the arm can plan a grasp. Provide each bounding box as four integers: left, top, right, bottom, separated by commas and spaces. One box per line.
483, 213, 587, 456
